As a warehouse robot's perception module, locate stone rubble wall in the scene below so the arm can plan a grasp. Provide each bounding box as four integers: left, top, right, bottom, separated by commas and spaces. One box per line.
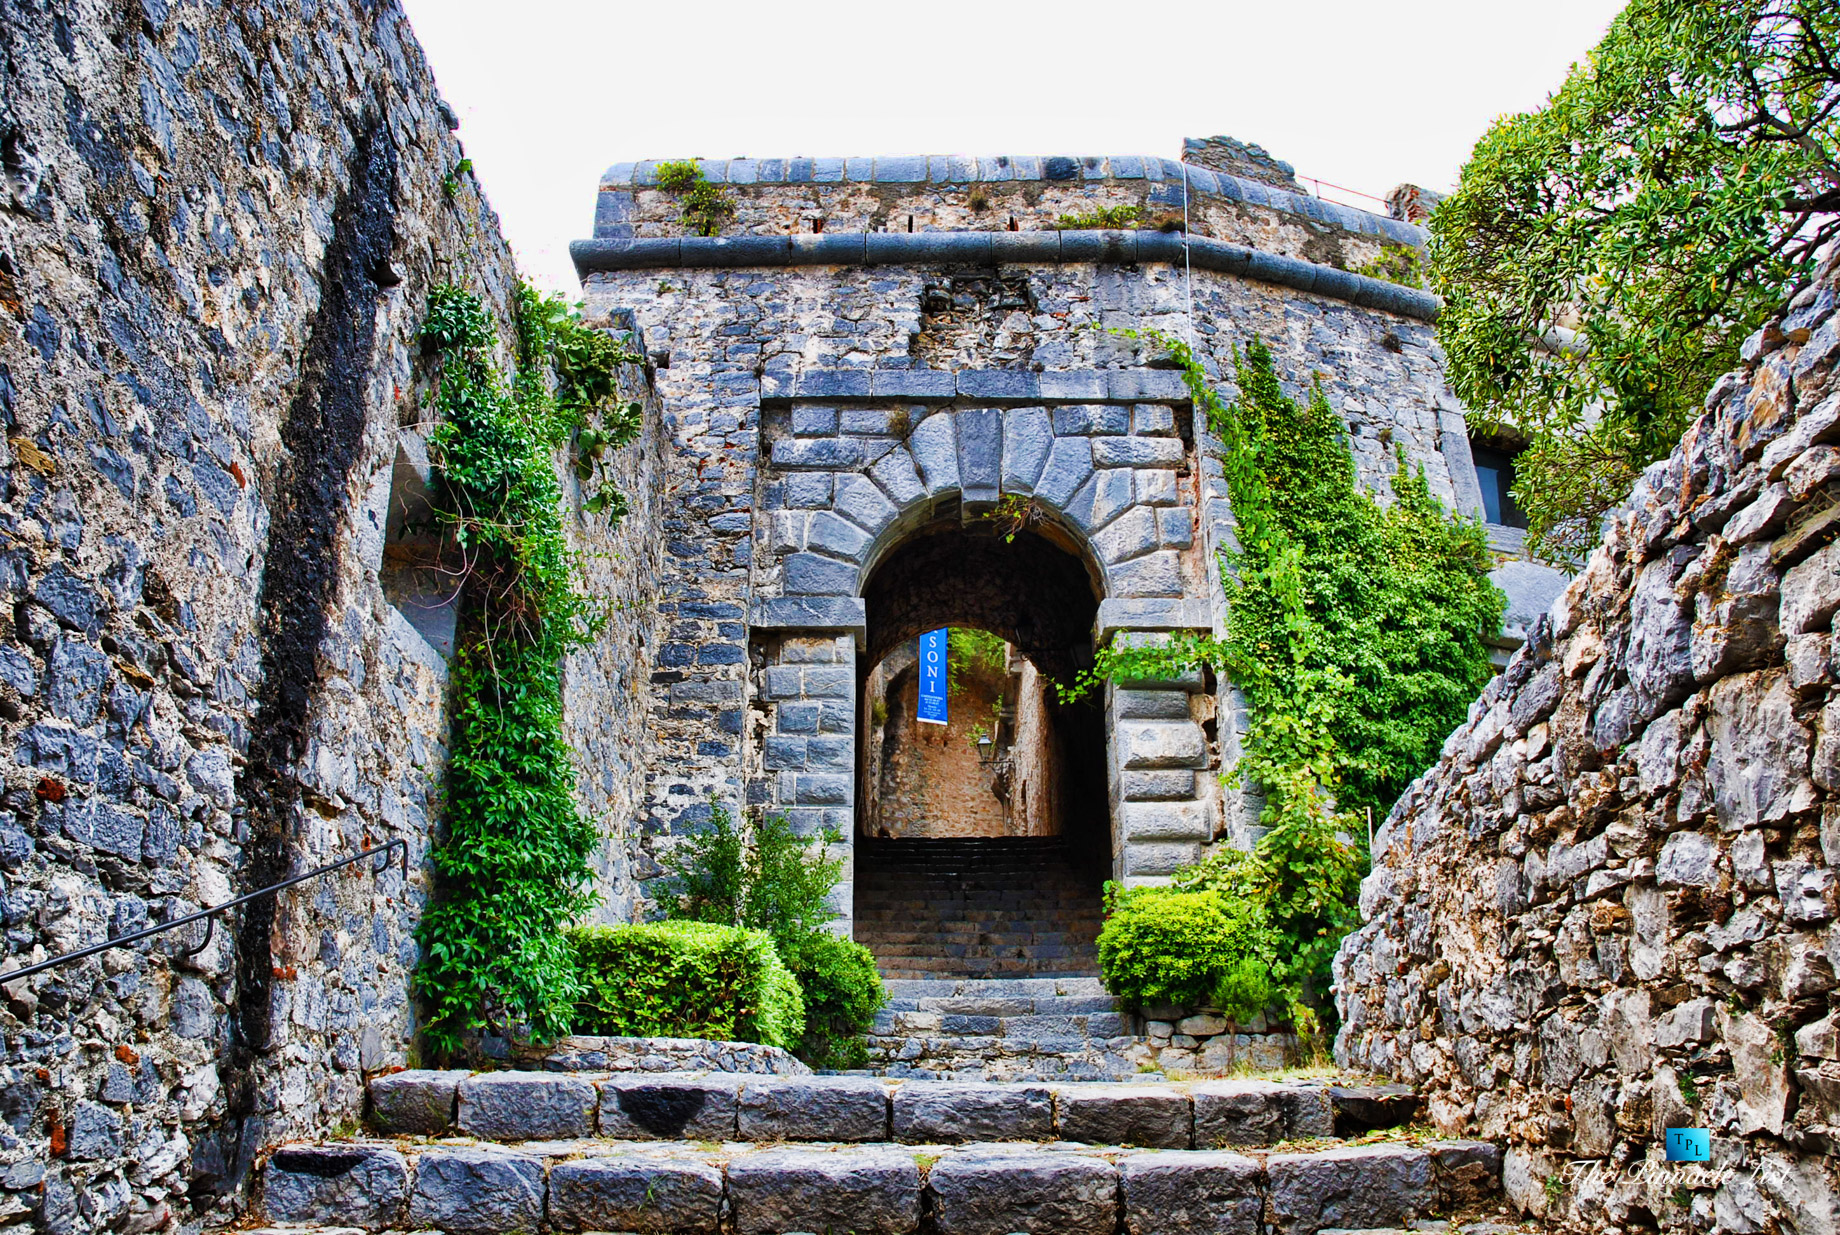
593, 155, 1426, 275
0, 2, 660, 1230
1334, 254, 1840, 1231
580, 241, 1491, 902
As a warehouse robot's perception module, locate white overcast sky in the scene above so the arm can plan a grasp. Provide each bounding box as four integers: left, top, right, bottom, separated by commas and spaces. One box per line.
400, 0, 1629, 295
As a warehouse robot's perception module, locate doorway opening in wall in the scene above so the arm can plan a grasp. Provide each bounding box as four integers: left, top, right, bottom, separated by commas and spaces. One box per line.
853, 506, 1109, 980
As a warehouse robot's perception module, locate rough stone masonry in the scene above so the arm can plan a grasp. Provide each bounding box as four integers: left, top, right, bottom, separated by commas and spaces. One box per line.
0, 0, 1582, 1231
1335, 252, 1840, 1231
0, 2, 661, 1230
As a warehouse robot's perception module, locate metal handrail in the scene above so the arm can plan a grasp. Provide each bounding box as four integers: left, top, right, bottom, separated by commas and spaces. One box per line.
0, 838, 409, 984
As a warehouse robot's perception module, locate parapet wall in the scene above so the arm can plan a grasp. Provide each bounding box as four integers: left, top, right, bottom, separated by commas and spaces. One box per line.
0, 2, 659, 1229
1334, 255, 1840, 1231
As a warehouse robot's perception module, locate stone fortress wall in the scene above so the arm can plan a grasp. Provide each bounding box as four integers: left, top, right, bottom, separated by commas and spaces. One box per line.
1334, 255, 1840, 1231
575, 153, 1565, 919
0, 2, 661, 1230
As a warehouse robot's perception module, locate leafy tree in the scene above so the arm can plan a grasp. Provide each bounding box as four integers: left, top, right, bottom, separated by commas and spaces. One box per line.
1431, 0, 1840, 561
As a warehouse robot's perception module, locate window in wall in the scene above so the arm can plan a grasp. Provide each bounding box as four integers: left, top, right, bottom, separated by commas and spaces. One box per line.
1470, 440, 1528, 529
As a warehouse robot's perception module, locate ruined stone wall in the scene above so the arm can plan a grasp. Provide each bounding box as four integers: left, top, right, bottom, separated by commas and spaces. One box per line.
1334, 255, 1840, 1232
0, 1, 659, 1229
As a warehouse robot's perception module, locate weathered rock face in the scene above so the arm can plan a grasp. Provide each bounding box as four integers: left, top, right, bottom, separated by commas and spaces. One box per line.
1335, 254, 1840, 1231
0, 1, 659, 1229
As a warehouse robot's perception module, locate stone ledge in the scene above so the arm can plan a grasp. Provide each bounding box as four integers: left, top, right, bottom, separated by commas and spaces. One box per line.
595, 154, 1426, 247
572, 232, 1439, 322
758, 367, 1194, 406
749, 596, 868, 644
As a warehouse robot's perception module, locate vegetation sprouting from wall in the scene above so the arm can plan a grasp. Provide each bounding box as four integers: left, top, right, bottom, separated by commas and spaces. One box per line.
1086, 332, 1505, 1013
412, 283, 642, 1052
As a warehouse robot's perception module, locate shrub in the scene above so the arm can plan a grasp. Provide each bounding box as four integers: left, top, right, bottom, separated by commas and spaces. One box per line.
781, 931, 887, 1070
566, 920, 805, 1051
657, 805, 841, 941
655, 803, 887, 1068
1096, 885, 1279, 1020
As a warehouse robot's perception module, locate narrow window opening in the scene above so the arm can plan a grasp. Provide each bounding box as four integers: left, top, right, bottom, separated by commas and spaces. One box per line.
907, 214, 914, 233
1470, 438, 1528, 529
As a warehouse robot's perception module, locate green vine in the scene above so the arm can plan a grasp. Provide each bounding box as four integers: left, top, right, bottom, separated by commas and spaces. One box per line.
656, 160, 735, 237
412, 281, 640, 1053
1079, 330, 1504, 1008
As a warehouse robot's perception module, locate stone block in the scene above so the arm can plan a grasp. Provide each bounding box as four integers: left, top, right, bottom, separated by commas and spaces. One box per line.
1429, 1139, 1502, 1208
1039, 371, 1108, 401
598, 1075, 738, 1140
1158, 506, 1194, 548
368, 1069, 468, 1135
1139, 469, 1180, 506
957, 409, 1003, 497
1110, 550, 1184, 597
456, 1071, 596, 1140
806, 511, 871, 561
1120, 769, 1197, 800
927, 1149, 1119, 1235
1781, 540, 1840, 634
737, 1076, 889, 1141
1656, 997, 1717, 1048
958, 371, 1039, 400
265, 1146, 409, 1231
1133, 404, 1177, 435
1034, 437, 1094, 507
891, 1081, 1052, 1142
406, 1148, 546, 1235
1120, 1150, 1262, 1234
873, 370, 957, 399
727, 1146, 921, 1235
1192, 1079, 1287, 1147
1276, 1086, 1334, 1138
1176, 1014, 1226, 1036
1055, 1085, 1191, 1147
1002, 407, 1053, 494
1265, 1144, 1434, 1234
1113, 689, 1192, 720
783, 551, 858, 596
549, 1155, 724, 1233
791, 406, 839, 436
1117, 720, 1207, 769
1093, 437, 1185, 468
836, 473, 898, 534
772, 437, 866, 469
1053, 404, 1130, 436
910, 411, 960, 495
1065, 468, 1135, 532
1095, 506, 1160, 564
1121, 841, 1202, 877
871, 447, 926, 506
1122, 801, 1214, 842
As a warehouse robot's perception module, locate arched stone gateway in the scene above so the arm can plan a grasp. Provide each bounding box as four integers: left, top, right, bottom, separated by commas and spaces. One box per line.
575, 150, 1568, 962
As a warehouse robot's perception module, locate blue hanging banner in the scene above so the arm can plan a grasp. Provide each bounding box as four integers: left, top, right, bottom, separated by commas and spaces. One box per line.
917, 628, 949, 726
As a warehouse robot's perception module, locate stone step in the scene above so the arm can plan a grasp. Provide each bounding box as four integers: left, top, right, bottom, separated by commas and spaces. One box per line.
264, 1136, 1500, 1235
368, 1070, 1417, 1150
884, 977, 1111, 998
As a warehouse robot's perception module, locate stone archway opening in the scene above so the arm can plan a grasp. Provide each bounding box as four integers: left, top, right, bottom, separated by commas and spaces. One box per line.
852, 509, 1109, 980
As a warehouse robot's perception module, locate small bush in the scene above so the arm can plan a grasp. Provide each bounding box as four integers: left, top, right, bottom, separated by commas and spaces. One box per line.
566, 920, 805, 1051
781, 931, 887, 1070
1096, 885, 1278, 1019
1056, 204, 1143, 229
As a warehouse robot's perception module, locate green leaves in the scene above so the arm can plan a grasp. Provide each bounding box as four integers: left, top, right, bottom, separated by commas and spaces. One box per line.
412, 282, 639, 1055
654, 160, 736, 237
1430, 0, 1840, 560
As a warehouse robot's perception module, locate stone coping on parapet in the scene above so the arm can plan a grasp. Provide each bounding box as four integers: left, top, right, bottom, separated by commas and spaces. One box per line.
597, 154, 1426, 248
570, 230, 1439, 323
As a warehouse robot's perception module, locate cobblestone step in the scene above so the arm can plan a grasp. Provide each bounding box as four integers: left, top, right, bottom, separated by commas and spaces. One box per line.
263, 1134, 1499, 1234
366, 1070, 1420, 1149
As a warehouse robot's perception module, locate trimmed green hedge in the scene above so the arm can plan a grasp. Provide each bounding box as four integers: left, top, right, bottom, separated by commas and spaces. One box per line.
1096, 886, 1278, 1020
565, 921, 805, 1050
781, 930, 887, 1070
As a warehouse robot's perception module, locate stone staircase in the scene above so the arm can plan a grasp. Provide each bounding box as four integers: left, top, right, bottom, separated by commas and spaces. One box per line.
853, 837, 1106, 980
255, 1068, 1505, 1234
868, 976, 1147, 1081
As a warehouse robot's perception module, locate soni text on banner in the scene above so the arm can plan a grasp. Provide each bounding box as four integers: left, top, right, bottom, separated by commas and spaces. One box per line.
918, 628, 948, 725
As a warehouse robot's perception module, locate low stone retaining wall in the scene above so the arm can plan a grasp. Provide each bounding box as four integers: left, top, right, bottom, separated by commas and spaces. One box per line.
1139, 1006, 1303, 1073
513, 1035, 810, 1076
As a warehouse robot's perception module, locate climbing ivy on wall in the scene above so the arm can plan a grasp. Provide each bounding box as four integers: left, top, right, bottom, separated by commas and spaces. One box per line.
1084, 331, 1505, 1007
413, 281, 642, 1052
